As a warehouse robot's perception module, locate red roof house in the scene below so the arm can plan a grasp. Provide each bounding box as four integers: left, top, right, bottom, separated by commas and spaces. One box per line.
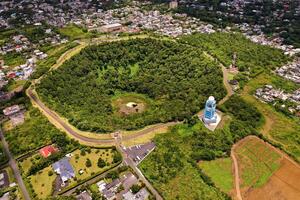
39, 145, 58, 158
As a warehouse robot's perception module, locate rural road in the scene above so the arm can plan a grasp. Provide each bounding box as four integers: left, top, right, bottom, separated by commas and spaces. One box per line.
231, 145, 243, 200
0, 129, 31, 200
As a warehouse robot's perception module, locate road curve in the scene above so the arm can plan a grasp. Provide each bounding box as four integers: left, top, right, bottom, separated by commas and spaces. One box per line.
27, 88, 115, 145
0, 129, 31, 200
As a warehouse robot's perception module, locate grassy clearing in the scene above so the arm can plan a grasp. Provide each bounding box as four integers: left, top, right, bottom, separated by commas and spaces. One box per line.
19, 153, 39, 175
6, 80, 26, 92
235, 137, 282, 188
159, 164, 223, 200
58, 24, 92, 40
69, 148, 114, 182
122, 125, 169, 147
0, 52, 26, 67
241, 73, 300, 161
199, 158, 233, 193
29, 166, 56, 199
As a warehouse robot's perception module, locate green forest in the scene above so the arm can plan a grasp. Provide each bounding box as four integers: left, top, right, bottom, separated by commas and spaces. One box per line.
180, 33, 289, 76
37, 38, 226, 133
140, 95, 263, 199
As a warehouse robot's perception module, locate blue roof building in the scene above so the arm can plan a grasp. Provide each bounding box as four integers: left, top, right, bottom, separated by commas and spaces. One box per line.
52, 157, 75, 182
203, 96, 217, 124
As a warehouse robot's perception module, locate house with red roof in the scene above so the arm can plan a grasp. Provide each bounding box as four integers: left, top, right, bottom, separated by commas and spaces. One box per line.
39, 145, 58, 158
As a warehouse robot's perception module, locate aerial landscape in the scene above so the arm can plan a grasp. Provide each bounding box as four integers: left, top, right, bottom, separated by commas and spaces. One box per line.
0, 0, 299, 200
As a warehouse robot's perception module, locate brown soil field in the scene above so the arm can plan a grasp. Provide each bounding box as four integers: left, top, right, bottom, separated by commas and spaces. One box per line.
244, 157, 300, 200
234, 136, 300, 200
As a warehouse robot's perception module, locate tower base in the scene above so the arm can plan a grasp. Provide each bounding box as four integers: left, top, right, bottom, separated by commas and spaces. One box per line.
199, 111, 222, 131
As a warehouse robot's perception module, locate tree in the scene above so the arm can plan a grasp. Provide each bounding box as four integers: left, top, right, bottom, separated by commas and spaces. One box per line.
130, 184, 141, 194
97, 158, 106, 168
85, 158, 92, 167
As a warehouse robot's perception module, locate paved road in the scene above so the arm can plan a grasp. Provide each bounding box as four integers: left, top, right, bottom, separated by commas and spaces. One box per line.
0, 129, 31, 200
115, 138, 163, 200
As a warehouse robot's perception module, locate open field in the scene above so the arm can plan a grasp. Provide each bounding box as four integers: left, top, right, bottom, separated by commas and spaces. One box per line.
29, 166, 56, 199
241, 73, 300, 161
199, 158, 233, 193
235, 136, 282, 189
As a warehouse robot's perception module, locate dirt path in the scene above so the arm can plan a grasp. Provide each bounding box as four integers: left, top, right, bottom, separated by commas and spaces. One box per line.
231, 139, 246, 200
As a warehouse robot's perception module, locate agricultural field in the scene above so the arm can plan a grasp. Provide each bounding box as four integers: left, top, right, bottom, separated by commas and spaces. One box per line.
241, 73, 300, 161
199, 158, 233, 194
37, 38, 226, 133
234, 137, 282, 189
234, 136, 300, 200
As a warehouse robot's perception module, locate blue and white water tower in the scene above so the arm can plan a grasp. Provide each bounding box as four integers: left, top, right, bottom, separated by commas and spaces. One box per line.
203, 96, 217, 124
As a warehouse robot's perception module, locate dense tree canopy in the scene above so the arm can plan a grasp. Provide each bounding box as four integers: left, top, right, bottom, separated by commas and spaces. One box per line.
180, 33, 289, 76
37, 38, 226, 133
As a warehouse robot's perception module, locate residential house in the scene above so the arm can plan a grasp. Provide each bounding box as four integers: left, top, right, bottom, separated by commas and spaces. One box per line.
52, 157, 75, 182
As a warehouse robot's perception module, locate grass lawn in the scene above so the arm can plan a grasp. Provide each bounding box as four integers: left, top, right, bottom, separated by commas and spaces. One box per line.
199, 158, 233, 193
241, 73, 300, 161
29, 166, 56, 199
69, 148, 114, 182
235, 137, 282, 188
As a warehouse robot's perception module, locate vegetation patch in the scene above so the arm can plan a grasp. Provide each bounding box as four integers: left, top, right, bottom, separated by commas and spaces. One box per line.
199, 158, 233, 193
37, 38, 226, 133
241, 73, 300, 161
180, 32, 289, 79
140, 94, 263, 199
235, 137, 282, 188
5, 107, 79, 156
58, 24, 92, 40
